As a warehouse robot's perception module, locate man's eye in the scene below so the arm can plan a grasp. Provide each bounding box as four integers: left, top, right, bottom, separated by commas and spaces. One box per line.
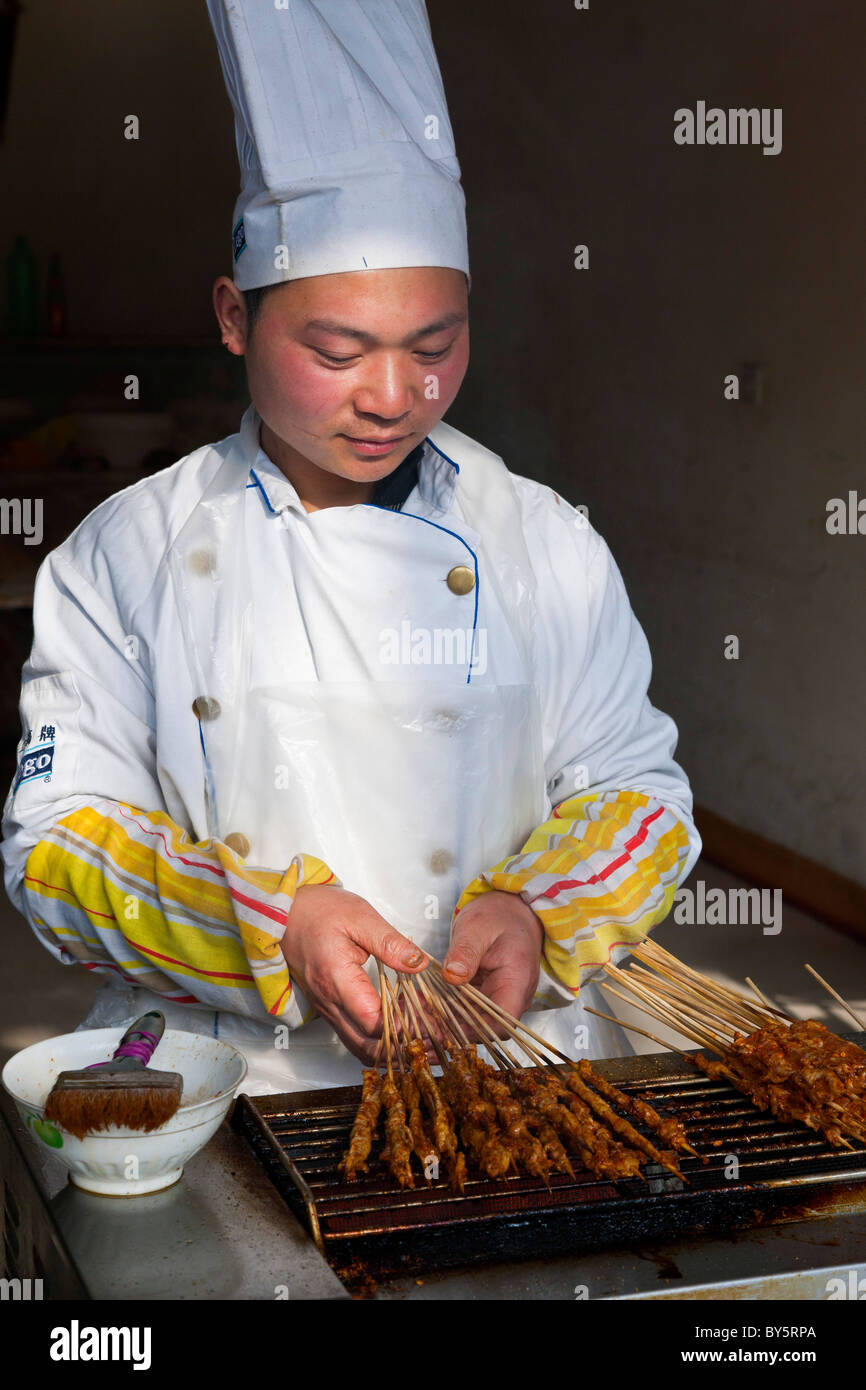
311, 341, 455, 364
415, 343, 454, 360
313, 349, 358, 365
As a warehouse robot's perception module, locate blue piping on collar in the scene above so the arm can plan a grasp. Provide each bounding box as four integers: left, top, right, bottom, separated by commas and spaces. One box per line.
247, 436, 458, 516
247, 469, 276, 514
424, 436, 460, 473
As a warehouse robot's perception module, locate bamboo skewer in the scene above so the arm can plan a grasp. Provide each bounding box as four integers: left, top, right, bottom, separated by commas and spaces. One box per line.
606, 960, 747, 1034
598, 979, 721, 1051
411, 971, 456, 1068
426, 959, 579, 1066
634, 940, 793, 1020
626, 958, 770, 1033
385, 964, 689, 1182
424, 972, 472, 1051
583, 1005, 696, 1058
804, 964, 866, 1032
404, 976, 448, 1072
621, 966, 747, 1038
427, 972, 523, 1069
378, 961, 395, 1081
395, 979, 415, 1040
745, 977, 777, 1013
600, 974, 726, 1052
382, 975, 406, 1074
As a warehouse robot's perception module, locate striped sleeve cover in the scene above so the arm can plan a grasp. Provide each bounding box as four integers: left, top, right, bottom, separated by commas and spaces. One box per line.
454, 789, 692, 1005
18, 800, 335, 1027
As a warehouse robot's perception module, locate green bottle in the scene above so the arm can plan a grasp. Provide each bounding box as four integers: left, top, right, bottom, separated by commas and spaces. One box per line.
6, 234, 39, 336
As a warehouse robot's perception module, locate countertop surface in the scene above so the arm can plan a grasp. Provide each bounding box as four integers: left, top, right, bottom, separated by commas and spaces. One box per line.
6, 1074, 866, 1303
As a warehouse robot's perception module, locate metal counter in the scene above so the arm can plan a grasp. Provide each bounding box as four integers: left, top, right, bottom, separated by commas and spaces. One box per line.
3, 1085, 864, 1301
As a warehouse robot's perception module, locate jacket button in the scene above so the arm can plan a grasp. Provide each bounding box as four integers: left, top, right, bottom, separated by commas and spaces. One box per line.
192, 696, 221, 721
430, 849, 454, 875
446, 564, 475, 595
224, 832, 251, 858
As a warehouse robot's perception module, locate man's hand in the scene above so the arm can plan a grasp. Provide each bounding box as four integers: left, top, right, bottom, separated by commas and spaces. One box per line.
282, 885, 426, 1063
441, 889, 544, 1026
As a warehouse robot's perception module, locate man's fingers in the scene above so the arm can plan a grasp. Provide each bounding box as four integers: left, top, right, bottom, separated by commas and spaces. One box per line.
328, 959, 386, 1038
351, 914, 427, 974
473, 954, 540, 1022
442, 913, 495, 984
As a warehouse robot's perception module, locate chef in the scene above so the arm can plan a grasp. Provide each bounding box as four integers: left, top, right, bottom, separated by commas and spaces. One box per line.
1, 0, 700, 1094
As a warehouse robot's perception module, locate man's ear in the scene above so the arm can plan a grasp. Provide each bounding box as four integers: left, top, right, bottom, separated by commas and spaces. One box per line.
213, 276, 249, 354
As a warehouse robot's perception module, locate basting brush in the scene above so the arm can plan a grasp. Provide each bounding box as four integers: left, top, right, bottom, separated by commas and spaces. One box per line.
43, 1011, 183, 1140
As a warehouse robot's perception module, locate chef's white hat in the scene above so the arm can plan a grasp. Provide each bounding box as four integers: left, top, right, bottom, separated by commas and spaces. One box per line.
206, 0, 469, 290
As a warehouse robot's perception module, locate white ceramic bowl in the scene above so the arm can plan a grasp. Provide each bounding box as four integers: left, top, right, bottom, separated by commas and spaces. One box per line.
2, 1028, 247, 1196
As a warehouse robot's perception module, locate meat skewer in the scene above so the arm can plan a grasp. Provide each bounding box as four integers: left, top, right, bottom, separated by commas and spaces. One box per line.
426, 964, 674, 1182
510, 1067, 643, 1181
594, 945, 866, 1152
402, 980, 469, 1191
441, 1047, 513, 1179
522, 1105, 575, 1178
339, 944, 866, 1190
690, 1051, 853, 1149
471, 1054, 551, 1184
401, 1071, 439, 1179
338, 1068, 382, 1181
379, 1074, 416, 1186
575, 1059, 697, 1160
377, 963, 416, 1187
406, 1038, 458, 1160
422, 972, 655, 1183
559, 1064, 685, 1179
406, 983, 476, 1192
705, 1028, 866, 1148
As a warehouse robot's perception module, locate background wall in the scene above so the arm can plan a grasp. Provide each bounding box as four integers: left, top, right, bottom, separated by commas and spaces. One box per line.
1, 0, 863, 885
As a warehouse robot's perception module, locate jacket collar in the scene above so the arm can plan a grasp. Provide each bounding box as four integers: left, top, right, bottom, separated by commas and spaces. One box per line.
239, 403, 460, 519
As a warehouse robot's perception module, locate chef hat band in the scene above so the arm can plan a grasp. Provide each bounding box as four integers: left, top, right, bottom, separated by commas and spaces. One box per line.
206, 0, 469, 289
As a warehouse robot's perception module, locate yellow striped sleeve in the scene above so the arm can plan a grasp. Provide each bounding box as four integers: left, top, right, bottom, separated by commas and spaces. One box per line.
21, 798, 337, 1024
454, 790, 691, 1000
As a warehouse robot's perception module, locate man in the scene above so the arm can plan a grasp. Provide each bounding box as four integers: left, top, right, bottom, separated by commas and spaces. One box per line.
1, 0, 700, 1092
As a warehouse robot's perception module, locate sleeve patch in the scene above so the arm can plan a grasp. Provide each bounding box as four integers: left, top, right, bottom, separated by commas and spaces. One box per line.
15, 734, 56, 789
10, 672, 82, 811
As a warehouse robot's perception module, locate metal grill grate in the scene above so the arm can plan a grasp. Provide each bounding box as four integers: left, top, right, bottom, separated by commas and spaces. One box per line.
232, 1047, 866, 1282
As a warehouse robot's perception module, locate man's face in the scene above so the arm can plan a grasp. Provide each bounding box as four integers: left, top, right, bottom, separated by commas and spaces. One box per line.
236, 266, 469, 482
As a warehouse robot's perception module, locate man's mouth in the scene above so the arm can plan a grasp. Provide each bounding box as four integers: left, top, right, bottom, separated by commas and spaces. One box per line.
338, 433, 411, 456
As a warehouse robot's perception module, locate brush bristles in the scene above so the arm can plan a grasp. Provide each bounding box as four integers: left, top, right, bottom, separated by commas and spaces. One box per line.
44, 1077, 182, 1141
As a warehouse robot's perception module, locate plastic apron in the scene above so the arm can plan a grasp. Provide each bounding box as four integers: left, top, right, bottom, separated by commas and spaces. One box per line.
81, 415, 631, 1090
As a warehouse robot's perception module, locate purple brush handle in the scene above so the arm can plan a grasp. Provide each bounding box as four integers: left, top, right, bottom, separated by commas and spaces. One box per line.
113, 1031, 161, 1064
86, 1011, 165, 1070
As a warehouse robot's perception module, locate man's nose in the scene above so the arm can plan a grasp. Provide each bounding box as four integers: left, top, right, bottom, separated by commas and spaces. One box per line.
352, 355, 414, 420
